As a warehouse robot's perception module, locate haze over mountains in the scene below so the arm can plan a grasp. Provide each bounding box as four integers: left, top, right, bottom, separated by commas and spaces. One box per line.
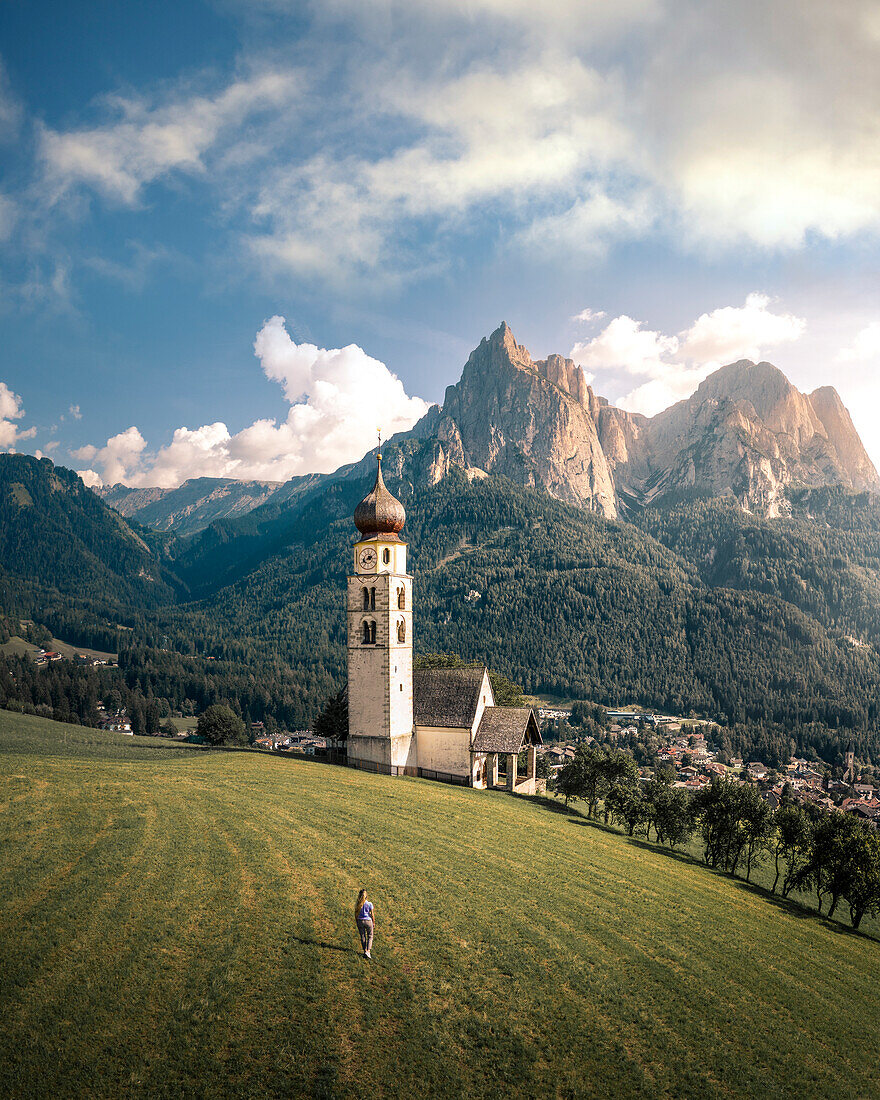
98, 323, 879, 534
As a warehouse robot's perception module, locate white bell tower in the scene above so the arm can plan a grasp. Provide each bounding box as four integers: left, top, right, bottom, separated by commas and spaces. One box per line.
346, 451, 416, 776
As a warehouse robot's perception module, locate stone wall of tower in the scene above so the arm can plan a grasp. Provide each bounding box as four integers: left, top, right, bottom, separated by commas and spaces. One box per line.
346, 545, 416, 775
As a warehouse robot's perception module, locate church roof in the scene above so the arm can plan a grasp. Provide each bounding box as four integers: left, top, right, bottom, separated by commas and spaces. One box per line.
413, 667, 488, 728
472, 707, 543, 754
354, 454, 406, 538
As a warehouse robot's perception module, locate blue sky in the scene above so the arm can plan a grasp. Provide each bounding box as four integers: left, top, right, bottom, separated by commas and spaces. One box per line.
2, 0, 880, 485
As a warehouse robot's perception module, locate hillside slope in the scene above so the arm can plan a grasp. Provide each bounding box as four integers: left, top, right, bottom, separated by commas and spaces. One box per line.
0, 711, 877, 1100
0, 454, 180, 609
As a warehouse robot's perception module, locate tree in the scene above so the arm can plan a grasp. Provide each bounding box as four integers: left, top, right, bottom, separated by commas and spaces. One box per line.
196, 704, 247, 746
795, 813, 861, 918
652, 784, 694, 849
771, 804, 813, 896
606, 782, 648, 836
554, 751, 588, 807
741, 795, 773, 882
693, 778, 767, 875
314, 687, 348, 751
599, 749, 640, 823
842, 830, 880, 930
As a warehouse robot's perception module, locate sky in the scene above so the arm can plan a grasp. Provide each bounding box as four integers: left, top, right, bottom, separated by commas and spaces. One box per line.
2, 0, 880, 487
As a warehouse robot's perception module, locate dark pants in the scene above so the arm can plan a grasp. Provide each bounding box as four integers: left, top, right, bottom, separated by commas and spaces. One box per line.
357, 918, 374, 954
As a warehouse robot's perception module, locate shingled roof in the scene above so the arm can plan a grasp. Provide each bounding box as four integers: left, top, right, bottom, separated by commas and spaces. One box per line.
413, 667, 489, 728
472, 707, 543, 754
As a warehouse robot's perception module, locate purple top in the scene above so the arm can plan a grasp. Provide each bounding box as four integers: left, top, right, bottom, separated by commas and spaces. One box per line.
357, 901, 374, 922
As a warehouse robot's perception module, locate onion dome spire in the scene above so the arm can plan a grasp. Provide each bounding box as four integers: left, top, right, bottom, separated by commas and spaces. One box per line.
354, 443, 406, 537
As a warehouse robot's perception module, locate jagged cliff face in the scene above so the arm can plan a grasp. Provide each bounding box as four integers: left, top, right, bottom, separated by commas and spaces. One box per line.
629, 360, 880, 515
421, 323, 618, 515
398, 325, 880, 519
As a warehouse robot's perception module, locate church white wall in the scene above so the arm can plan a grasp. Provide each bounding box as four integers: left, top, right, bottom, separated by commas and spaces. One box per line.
415, 725, 472, 779
470, 670, 495, 735
347, 554, 415, 774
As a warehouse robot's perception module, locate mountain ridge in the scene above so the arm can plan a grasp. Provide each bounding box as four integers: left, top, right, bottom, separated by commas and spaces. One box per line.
95, 322, 878, 531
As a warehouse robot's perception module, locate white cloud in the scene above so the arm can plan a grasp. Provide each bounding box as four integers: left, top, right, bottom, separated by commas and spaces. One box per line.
40, 69, 301, 205
0, 382, 34, 451
246, 2, 880, 281
836, 322, 880, 364
15, 0, 880, 296
72, 426, 147, 484
572, 309, 606, 325
74, 318, 430, 487
679, 294, 806, 365
68, 404, 82, 420
250, 56, 633, 282
572, 316, 679, 378
570, 294, 807, 416
77, 469, 102, 489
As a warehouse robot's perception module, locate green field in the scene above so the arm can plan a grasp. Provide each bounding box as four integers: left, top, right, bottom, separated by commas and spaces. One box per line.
1, 712, 879, 1099
0, 635, 118, 662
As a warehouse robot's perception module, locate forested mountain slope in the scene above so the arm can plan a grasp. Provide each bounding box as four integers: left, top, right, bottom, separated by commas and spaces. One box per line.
0, 454, 180, 610
5, 452, 880, 763
148, 469, 880, 762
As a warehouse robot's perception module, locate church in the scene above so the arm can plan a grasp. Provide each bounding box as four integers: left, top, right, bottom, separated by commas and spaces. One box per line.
345, 452, 542, 793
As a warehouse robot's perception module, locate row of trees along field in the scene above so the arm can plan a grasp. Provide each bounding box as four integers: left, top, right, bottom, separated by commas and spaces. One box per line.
555, 744, 880, 930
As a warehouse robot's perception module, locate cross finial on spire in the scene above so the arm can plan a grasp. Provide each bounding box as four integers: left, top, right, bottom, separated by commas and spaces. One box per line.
377, 428, 382, 462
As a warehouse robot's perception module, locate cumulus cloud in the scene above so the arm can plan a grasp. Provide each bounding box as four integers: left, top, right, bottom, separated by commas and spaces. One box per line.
72, 426, 147, 484
572, 308, 606, 325
679, 294, 806, 365
40, 69, 301, 205
836, 322, 880, 363
571, 294, 807, 416
0, 382, 34, 451
74, 318, 430, 487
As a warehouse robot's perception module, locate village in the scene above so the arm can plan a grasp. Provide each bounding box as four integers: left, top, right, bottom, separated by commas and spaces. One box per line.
536, 705, 880, 826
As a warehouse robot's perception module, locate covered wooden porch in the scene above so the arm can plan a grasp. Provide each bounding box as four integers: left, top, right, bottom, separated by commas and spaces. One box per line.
472, 707, 543, 795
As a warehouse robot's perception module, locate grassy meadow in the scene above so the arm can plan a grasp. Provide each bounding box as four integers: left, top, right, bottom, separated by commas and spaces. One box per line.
1, 711, 879, 1099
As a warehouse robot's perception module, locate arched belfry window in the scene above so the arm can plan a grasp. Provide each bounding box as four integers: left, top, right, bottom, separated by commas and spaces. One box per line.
362, 587, 370, 610
383, 548, 391, 564
370, 587, 376, 610
397, 585, 405, 610
362, 620, 376, 645
397, 619, 406, 643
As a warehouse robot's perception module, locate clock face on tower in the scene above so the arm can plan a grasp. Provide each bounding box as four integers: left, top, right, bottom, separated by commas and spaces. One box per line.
359, 547, 377, 570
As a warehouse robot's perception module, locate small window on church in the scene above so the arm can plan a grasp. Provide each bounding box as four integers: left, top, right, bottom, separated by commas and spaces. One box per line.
383, 548, 390, 564
370, 587, 376, 610
363, 620, 376, 645
362, 587, 370, 610
399, 683, 403, 691
397, 619, 406, 643
369, 621, 376, 644
397, 585, 405, 610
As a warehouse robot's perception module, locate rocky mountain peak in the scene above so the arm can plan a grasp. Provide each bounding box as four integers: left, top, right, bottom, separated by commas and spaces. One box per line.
431, 328, 879, 518
428, 323, 618, 515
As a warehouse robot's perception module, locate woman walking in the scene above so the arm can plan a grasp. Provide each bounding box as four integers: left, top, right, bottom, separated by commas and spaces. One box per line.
355, 888, 375, 959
